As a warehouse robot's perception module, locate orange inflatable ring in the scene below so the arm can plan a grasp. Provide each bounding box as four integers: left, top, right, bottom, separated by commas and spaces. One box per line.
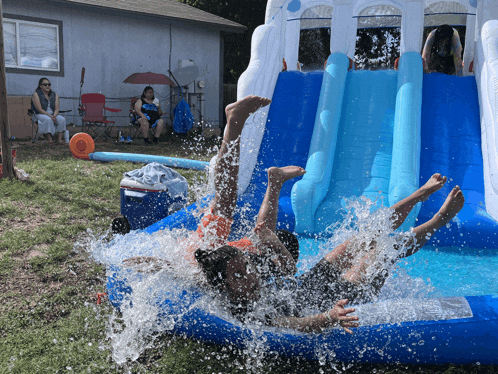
69, 133, 95, 160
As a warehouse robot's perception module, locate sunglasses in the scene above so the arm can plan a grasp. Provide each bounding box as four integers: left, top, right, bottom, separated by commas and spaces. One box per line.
41, 83, 51, 86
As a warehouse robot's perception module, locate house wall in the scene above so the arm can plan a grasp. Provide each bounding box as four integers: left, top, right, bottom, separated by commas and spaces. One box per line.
4, 0, 223, 138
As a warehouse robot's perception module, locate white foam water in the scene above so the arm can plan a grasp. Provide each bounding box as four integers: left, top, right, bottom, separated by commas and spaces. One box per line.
80, 191, 440, 369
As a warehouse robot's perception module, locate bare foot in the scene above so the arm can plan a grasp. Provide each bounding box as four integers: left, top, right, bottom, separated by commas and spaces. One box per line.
268, 166, 306, 185
224, 95, 271, 140
435, 186, 465, 224
420, 173, 447, 201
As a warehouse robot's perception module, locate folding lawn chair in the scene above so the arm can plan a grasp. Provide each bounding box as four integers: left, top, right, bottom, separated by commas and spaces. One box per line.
80, 93, 121, 141
27, 108, 72, 143
124, 97, 159, 142
125, 97, 143, 141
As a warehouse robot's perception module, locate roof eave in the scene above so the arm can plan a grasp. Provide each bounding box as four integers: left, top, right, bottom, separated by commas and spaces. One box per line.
51, 0, 247, 33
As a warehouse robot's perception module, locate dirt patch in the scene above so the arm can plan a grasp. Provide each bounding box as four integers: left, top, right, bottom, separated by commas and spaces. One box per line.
0, 201, 59, 235
26, 250, 47, 259
0, 251, 104, 319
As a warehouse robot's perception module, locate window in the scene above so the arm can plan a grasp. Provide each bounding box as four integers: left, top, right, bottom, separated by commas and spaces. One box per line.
3, 14, 63, 76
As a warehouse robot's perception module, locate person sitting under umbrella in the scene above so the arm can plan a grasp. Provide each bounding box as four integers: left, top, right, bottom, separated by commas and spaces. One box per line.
134, 86, 165, 144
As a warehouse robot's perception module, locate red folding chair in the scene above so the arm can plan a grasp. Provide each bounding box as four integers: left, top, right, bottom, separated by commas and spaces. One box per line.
80, 93, 122, 141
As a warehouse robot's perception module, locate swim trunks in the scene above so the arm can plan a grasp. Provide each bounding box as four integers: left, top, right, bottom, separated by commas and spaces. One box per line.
194, 212, 258, 253
294, 261, 372, 312
251, 260, 378, 322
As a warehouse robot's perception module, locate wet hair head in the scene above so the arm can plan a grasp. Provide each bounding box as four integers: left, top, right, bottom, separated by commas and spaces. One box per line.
141, 86, 154, 100
275, 229, 300, 262
195, 245, 241, 290
434, 24, 454, 56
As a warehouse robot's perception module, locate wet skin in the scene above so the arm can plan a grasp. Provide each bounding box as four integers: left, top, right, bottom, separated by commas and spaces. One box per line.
225, 253, 260, 305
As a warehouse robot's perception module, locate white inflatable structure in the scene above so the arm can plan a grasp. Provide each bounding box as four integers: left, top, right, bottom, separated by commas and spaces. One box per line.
237, 0, 498, 223
108, 2, 498, 364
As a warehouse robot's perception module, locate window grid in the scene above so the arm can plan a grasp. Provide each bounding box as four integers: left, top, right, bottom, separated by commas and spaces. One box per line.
5, 18, 60, 72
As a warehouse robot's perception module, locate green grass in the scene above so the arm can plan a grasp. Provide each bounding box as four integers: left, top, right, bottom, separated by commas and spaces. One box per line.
0, 140, 497, 373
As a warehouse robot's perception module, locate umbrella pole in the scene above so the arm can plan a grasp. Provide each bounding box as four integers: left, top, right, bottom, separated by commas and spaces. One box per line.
78, 67, 86, 116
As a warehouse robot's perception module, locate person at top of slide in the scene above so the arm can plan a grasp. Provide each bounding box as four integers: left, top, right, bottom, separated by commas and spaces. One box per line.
422, 24, 463, 76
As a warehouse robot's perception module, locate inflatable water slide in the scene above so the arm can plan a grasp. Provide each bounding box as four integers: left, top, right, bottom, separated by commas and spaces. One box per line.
108, 0, 498, 365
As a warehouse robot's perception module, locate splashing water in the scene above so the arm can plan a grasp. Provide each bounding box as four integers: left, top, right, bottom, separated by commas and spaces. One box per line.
80, 187, 498, 368
298, 196, 498, 300
83, 226, 223, 365
297, 196, 421, 293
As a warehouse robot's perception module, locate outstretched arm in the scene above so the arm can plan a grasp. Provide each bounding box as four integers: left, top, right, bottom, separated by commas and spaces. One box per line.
453, 31, 463, 76
271, 299, 359, 334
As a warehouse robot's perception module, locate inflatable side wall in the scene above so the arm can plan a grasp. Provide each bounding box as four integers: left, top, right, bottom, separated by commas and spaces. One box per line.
236, 3, 287, 195
388, 51, 423, 231
292, 53, 349, 234
477, 19, 498, 222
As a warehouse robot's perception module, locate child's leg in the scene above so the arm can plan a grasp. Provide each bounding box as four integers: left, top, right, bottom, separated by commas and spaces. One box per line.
211, 96, 271, 220
255, 166, 306, 232
319, 173, 449, 272
123, 96, 272, 266
342, 185, 465, 285
401, 185, 465, 257
389, 173, 447, 230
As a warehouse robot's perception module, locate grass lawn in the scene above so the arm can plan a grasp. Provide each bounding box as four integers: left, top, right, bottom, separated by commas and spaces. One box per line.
1, 137, 497, 374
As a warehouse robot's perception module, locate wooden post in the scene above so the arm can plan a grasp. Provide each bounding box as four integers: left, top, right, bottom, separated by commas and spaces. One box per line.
0, 1, 14, 179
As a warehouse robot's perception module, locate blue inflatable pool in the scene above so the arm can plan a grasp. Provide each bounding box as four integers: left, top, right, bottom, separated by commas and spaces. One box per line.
107, 60, 498, 364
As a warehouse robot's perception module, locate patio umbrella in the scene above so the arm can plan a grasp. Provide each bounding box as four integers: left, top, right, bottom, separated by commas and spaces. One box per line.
123, 72, 175, 85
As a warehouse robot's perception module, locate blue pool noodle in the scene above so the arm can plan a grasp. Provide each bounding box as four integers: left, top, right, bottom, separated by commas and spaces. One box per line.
88, 151, 209, 171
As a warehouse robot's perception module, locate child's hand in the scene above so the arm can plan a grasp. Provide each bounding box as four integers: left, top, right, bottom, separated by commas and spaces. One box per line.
320, 299, 359, 334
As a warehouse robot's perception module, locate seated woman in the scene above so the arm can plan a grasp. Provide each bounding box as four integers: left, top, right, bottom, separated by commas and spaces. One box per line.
134, 86, 165, 144
422, 24, 463, 76
31, 78, 67, 146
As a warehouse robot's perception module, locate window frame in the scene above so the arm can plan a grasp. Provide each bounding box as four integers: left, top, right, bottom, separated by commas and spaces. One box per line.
4, 13, 64, 77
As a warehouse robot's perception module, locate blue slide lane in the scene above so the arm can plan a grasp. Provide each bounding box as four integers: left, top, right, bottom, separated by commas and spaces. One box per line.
293, 52, 423, 235
312, 68, 398, 233
418, 73, 498, 248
